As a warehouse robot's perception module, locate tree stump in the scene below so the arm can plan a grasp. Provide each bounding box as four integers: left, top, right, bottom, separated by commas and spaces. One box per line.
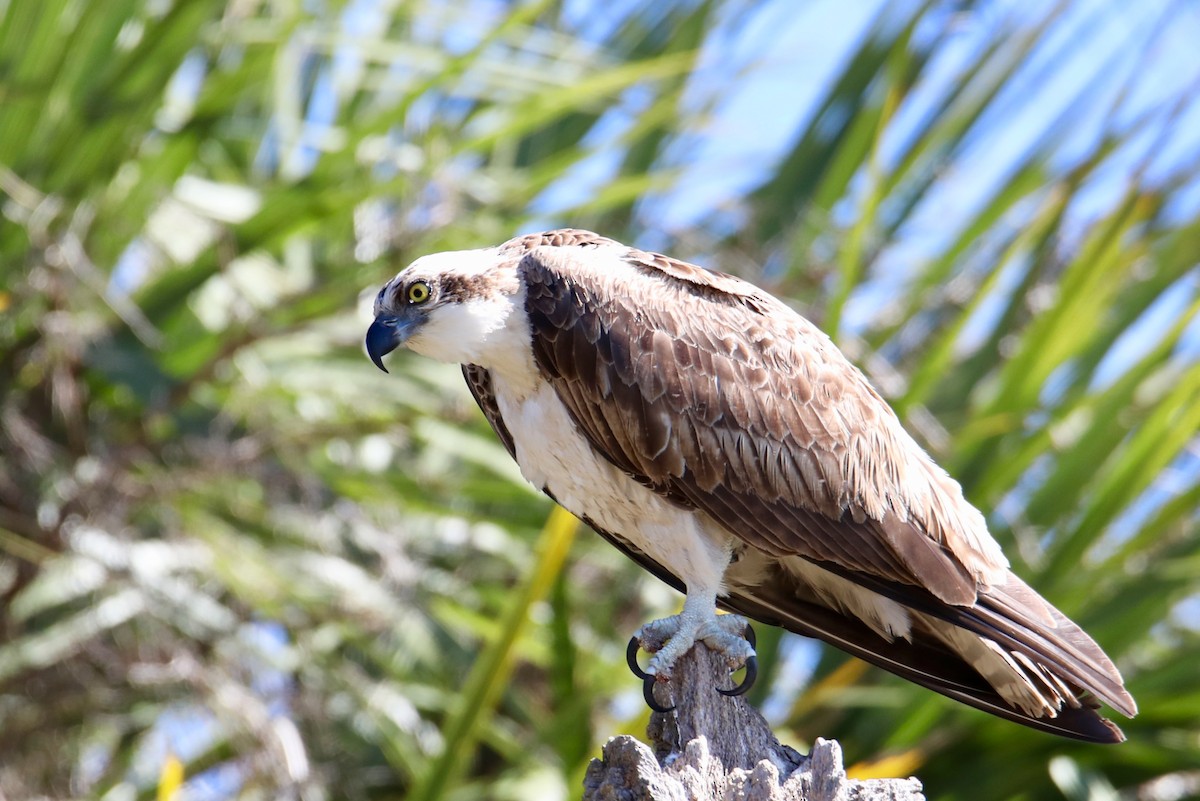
582, 643, 924, 801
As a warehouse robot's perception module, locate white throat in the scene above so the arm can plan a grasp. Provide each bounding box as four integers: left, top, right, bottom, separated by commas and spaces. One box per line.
406, 290, 540, 397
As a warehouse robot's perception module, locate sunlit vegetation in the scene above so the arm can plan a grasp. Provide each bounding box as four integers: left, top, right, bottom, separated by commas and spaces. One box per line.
1, 1, 1197, 799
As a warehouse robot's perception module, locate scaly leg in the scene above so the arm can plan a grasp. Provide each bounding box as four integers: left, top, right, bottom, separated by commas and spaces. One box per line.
626, 589, 758, 712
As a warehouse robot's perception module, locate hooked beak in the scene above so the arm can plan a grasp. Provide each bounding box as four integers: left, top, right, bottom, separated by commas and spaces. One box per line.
366, 315, 409, 373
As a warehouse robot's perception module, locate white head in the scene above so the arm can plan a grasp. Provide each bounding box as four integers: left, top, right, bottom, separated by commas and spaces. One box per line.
365, 247, 526, 371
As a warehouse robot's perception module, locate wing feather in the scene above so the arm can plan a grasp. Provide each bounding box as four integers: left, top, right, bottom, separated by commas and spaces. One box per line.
521, 247, 987, 601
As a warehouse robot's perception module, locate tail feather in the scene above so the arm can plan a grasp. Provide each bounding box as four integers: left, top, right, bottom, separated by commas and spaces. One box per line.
722, 577, 1129, 743
846, 566, 1137, 718
971, 576, 1136, 717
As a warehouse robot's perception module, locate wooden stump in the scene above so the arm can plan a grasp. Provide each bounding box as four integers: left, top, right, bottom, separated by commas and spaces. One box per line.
582, 643, 924, 801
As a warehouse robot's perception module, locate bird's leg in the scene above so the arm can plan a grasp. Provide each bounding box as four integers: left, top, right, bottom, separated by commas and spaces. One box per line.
626, 589, 758, 711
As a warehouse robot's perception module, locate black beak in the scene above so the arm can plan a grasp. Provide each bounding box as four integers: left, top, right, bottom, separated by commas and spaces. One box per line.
366, 316, 404, 373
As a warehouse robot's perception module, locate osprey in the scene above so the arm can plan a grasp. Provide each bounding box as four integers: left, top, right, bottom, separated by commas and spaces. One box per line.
366, 229, 1136, 742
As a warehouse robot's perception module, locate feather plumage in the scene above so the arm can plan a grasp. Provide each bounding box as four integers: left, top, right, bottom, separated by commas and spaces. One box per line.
379, 229, 1136, 742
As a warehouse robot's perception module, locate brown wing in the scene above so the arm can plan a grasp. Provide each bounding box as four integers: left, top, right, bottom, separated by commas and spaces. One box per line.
463, 364, 517, 459
520, 245, 992, 605
516, 242, 1135, 739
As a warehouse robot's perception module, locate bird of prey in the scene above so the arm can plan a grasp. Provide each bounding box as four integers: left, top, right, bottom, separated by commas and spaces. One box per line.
365, 229, 1136, 742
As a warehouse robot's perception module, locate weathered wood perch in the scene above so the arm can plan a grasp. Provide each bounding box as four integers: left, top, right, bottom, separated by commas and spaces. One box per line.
583, 643, 925, 801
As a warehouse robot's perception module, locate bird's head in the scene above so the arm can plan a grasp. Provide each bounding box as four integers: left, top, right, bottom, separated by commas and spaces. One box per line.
366, 247, 523, 372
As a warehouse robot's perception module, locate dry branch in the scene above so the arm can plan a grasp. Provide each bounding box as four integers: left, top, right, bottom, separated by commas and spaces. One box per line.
583, 643, 924, 801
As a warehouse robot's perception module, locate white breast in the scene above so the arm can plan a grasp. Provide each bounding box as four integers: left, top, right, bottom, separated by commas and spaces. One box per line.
488, 370, 733, 597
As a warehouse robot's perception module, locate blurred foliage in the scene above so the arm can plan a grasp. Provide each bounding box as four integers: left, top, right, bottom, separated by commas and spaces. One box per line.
1, 1, 1198, 800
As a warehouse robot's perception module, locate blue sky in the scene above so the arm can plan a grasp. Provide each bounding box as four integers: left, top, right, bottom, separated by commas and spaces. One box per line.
530, 0, 1200, 358
638, 0, 1200, 232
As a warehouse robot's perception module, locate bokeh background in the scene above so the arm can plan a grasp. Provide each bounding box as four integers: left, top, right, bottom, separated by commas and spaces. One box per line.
2, 1, 1199, 799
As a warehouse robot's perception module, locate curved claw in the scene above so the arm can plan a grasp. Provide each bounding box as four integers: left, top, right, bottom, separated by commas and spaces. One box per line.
744, 622, 757, 649
643, 674, 675, 713
717, 655, 758, 698
626, 635, 651, 680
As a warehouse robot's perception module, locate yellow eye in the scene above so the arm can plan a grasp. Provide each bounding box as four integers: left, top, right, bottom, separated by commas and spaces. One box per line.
407, 281, 432, 304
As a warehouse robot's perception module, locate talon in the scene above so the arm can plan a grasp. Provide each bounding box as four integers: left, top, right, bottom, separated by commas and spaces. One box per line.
717, 655, 757, 698
626, 635, 651, 680
744, 622, 756, 649
643, 674, 675, 713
